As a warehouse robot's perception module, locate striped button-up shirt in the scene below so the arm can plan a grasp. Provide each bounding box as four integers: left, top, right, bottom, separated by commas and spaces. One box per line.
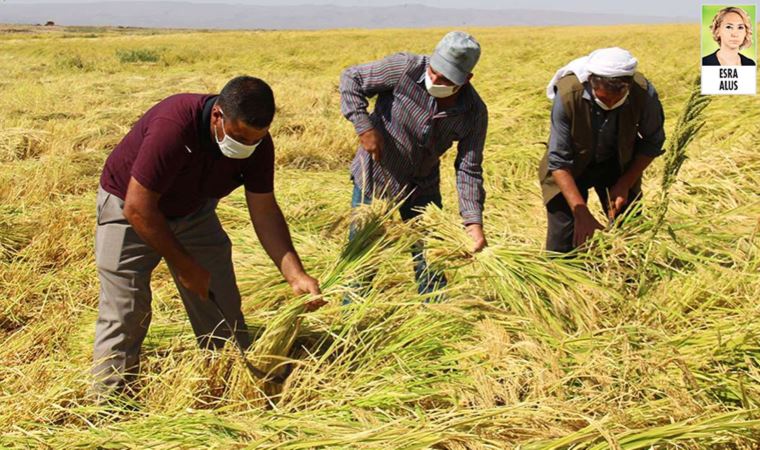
340, 52, 488, 225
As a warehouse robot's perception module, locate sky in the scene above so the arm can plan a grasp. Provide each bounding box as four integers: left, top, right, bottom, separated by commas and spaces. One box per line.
2, 0, 700, 19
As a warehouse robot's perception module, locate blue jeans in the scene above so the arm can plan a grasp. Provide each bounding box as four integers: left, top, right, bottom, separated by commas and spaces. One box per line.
346, 184, 448, 301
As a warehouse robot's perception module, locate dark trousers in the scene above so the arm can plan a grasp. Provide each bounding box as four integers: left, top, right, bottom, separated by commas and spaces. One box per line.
545, 160, 640, 253
347, 184, 447, 299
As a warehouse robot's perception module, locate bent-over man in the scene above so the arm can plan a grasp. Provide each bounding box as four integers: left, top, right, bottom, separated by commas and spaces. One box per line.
340, 31, 489, 297
93, 76, 324, 395
538, 47, 666, 252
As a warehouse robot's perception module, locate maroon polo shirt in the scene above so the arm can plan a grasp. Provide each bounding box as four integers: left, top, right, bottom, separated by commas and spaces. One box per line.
100, 93, 274, 217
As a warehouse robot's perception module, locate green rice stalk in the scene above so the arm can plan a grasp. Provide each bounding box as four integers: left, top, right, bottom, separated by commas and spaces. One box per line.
654, 75, 712, 230
247, 196, 408, 397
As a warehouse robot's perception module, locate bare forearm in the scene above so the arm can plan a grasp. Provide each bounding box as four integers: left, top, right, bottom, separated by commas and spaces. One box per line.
123, 177, 196, 272
123, 205, 194, 271
252, 208, 306, 282
123, 177, 210, 298
552, 168, 586, 213
552, 169, 606, 246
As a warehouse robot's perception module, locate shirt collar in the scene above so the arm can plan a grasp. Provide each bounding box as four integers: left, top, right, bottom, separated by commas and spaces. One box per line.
201, 95, 219, 153
417, 57, 429, 84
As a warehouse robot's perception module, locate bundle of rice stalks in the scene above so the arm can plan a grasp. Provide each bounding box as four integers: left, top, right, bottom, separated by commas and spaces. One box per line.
419, 206, 612, 333
238, 196, 411, 399
248, 300, 306, 399
475, 246, 609, 333
578, 76, 712, 296
525, 410, 760, 449
321, 195, 405, 290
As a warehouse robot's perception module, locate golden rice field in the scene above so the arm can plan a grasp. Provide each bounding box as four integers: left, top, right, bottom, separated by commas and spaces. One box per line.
1, 23, 759, 448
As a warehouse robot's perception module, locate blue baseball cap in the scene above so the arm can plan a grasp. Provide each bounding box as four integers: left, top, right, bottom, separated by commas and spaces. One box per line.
430, 31, 481, 86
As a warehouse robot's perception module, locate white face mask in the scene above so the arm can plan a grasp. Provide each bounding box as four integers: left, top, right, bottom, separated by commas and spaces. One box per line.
424, 70, 458, 98
593, 90, 629, 111
214, 109, 261, 159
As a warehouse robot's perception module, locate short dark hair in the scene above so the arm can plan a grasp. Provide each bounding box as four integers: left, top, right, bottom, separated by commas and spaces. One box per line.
216, 76, 275, 128
589, 74, 633, 93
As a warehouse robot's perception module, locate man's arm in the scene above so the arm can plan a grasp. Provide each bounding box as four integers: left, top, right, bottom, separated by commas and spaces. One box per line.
455, 106, 488, 252
608, 154, 655, 218
339, 52, 409, 134
546, 94, 603, 247
339, 53, 410, 161
608, 81, 666, 218
551, 169, 604, 247
245, 191, 324, 310
123, 177, 210, 298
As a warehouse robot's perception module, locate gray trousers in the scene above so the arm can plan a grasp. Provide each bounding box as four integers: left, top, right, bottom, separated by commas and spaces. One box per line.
92, 186, 251, 394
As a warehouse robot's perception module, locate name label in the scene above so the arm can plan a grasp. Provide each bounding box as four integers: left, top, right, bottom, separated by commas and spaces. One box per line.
702, 66, 756, 95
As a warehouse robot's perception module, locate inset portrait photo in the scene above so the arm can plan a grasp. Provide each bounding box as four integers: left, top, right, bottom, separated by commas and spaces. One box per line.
701, 5, 757, 94
702, 5, 756, 66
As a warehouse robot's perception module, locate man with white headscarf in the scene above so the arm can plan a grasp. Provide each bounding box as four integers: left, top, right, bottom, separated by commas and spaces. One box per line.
537, 47, 666, 252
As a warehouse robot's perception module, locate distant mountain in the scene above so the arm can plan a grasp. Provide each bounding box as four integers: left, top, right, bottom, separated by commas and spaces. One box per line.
0, 2, 692, 29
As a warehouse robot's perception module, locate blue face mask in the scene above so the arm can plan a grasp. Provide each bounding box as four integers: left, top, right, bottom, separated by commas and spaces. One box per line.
214, 109, 261, 159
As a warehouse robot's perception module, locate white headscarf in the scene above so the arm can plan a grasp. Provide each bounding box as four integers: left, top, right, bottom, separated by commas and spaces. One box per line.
546, 47, 638, 100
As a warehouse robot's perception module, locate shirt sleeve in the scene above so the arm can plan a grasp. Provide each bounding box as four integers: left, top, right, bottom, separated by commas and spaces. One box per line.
339, 52, 410, 135
455, 105, 488, 226
130, 118, 190, 194
242, 135, 275, 194
634, 81, 666, 158
546, 94, 575, 171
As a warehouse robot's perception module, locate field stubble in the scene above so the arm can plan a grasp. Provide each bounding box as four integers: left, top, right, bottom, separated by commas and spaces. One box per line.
0, 24, 758, 448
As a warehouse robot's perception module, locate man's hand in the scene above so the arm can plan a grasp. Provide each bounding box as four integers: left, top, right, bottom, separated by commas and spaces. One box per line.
465, 223, 487, 253
176, 261, 211, 300
124, 177, 211, 300
573, 204, 604, 248
607, 180, 630, 220
359, 128, 384, 162
288, 273, 326, 312
247, 191, 326, 312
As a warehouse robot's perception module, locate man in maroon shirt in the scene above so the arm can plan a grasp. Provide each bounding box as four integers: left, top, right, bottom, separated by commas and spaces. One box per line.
93, 76, 324, 395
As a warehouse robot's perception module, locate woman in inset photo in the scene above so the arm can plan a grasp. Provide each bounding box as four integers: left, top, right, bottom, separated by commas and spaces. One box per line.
702, 6, 756, 66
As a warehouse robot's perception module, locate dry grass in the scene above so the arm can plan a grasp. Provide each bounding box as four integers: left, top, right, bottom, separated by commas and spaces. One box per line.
0, 23, 758, 448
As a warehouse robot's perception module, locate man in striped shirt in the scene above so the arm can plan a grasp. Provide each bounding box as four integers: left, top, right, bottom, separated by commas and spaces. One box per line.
340, 31, 488, 297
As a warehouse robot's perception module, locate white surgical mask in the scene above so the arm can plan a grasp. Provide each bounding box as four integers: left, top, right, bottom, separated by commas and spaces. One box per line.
214, 109, 261, 159
424, 70, 458, 98
593, 90, 629, 111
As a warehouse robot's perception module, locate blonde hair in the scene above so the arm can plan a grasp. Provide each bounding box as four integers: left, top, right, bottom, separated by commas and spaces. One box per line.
711, 6, 753, 50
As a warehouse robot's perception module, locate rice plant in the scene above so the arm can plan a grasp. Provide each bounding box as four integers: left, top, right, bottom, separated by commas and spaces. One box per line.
1, 23, 758, 449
